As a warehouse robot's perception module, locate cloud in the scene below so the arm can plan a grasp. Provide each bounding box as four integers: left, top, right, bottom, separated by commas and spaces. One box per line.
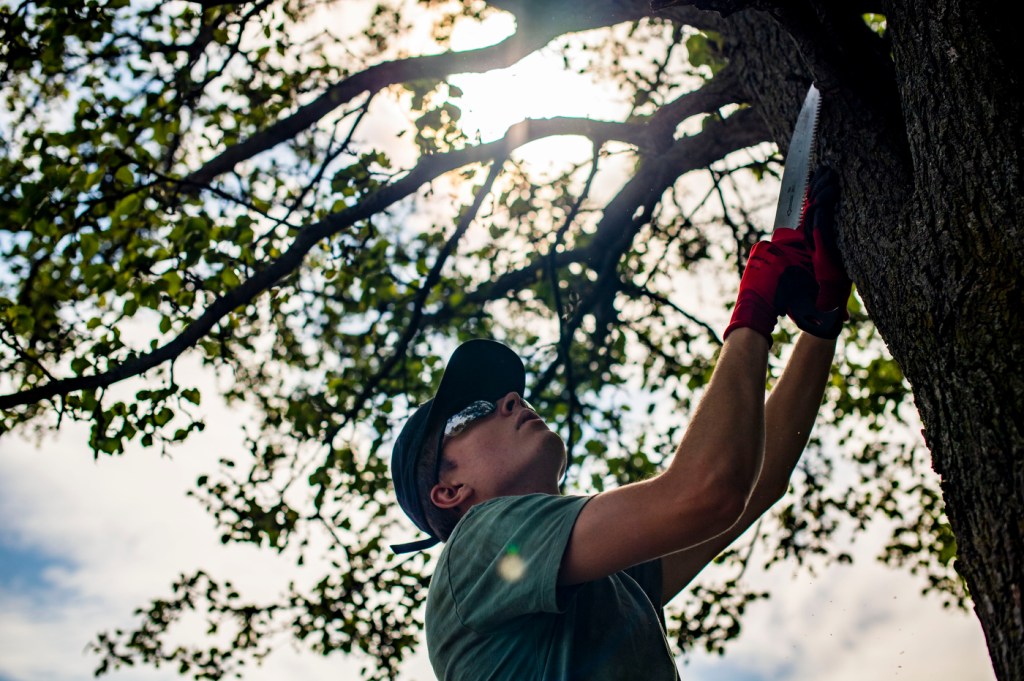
679, 554, 994, 681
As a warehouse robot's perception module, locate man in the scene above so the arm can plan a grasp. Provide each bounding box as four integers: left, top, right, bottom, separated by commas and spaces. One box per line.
391, 169, 849, 680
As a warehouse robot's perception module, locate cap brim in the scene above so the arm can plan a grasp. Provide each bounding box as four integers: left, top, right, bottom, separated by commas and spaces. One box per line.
426, 339, 526, 430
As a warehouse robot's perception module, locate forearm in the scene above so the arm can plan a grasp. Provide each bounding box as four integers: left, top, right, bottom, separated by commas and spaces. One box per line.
659, 166, 846, 603
750, 332, 836, 511
668, 327, 770, 501
559, 328, 772, 586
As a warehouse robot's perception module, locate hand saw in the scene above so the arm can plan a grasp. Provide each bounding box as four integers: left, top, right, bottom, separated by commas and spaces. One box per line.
773, 84, 842, 337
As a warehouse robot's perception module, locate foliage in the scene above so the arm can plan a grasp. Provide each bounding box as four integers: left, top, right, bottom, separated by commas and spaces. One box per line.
0, 0, 965, 678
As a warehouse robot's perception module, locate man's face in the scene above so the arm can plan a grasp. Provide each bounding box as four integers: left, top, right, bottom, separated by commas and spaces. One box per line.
437, 391, 567, 501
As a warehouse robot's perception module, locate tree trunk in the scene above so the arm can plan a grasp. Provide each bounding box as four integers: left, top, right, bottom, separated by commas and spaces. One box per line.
880, 2, 1024, 678
720, 1, 1023, 678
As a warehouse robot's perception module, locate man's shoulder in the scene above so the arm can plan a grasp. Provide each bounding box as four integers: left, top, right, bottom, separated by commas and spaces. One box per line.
466, 492, 587, 519
432, 492, 589, 594
448, 493, 587, 548
428, 492, 590, 643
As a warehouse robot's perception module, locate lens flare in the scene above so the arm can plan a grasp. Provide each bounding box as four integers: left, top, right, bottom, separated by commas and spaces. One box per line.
497, 545, 526, 582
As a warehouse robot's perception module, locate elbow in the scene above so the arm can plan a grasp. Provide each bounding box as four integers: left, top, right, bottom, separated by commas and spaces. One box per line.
660, 442, 763, 542
674, 474, 749, 539
705, 480, 749, 533
698, 451, 762, 532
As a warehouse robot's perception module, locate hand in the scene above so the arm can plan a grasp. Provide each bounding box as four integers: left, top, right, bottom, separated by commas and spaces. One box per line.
802, 166, 852, 334
724, 239, 816, 342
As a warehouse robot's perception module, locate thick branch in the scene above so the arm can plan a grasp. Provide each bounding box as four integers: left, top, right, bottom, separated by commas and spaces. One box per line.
649, 62, 742, 132
427, 105, 770, 328
184, 19, 597, 186
588, 106, 768, 261
527, 107, 769, 396
182, 0, 730, 186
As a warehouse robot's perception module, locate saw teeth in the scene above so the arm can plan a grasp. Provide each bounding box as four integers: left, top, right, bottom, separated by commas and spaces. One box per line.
773, 83, 821, 232
800, 93, 822, 209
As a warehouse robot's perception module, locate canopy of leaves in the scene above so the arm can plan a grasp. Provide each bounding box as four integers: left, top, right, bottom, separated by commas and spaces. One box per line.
0, 0, 964, 678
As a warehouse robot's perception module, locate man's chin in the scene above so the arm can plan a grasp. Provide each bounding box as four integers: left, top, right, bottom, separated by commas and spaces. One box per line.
541, 433, 568, 478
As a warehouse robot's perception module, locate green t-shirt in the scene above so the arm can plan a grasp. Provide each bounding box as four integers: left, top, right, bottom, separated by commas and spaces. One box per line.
426, 493, 679, 681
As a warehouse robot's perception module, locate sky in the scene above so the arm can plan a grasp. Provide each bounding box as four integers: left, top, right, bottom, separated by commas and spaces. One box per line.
0, 3, 1002, 681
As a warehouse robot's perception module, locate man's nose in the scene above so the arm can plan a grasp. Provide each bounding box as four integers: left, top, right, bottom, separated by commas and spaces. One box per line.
498, 391, 524, 414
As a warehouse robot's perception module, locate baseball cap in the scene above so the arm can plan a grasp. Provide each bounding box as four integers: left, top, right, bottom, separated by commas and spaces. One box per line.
390, 339, 526, 552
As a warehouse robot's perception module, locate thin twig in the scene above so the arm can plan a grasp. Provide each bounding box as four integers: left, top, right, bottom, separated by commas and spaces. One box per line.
279, 94, 375, 229
619, 281, 722, 347
545, 143, 602, 468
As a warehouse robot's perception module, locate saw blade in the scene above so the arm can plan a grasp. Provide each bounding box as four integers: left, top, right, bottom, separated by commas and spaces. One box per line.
773, 84, 821, 232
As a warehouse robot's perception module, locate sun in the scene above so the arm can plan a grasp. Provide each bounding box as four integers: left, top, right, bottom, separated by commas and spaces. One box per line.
446, 12, 632, 167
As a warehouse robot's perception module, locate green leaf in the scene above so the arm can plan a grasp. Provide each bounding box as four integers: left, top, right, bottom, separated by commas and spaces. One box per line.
111, 193, 141, 219
115, 166, 134, 185
71, 356, 90, 375
686, 31, 727, 76
81, 233, 100, 260
85, 168, 105, 188
163, 271, 182, 295
221, 268, 241, 289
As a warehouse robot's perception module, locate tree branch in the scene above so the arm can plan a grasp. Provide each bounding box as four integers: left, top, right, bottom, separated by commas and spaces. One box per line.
179, 0, 727, 187
531, 110, 768, 397
547, 144, 602, 464
279, 94, 374, 227
0, 117, 646, 410
587, 106, 769, 262
649, 61, 741, 133
338, 157, 507, 423
423, 105, 770, 330
184, 26, 569, 186
618, 280, 722, 345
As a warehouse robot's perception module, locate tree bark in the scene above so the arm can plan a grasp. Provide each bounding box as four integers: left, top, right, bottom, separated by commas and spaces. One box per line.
720, 2, 1023, 678
882, 2, 1024, 678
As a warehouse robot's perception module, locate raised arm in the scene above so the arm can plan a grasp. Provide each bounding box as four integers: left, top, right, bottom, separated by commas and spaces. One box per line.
657, 167, 849, 603
658, 331, 836, 604
558, 328, 770, 586
558, 232, 819, 586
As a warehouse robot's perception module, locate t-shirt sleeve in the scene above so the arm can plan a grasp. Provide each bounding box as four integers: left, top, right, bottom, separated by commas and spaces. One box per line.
441, 493, 589, 634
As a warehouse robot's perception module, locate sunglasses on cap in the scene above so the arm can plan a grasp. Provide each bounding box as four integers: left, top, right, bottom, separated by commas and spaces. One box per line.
433, 397, 536, 478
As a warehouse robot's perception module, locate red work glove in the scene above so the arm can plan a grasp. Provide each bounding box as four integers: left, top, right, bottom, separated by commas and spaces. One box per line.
724, 238, 815, 342
802, 166, 851, 334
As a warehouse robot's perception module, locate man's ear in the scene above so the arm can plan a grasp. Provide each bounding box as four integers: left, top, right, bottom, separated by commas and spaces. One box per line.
430, 480, 471, 510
